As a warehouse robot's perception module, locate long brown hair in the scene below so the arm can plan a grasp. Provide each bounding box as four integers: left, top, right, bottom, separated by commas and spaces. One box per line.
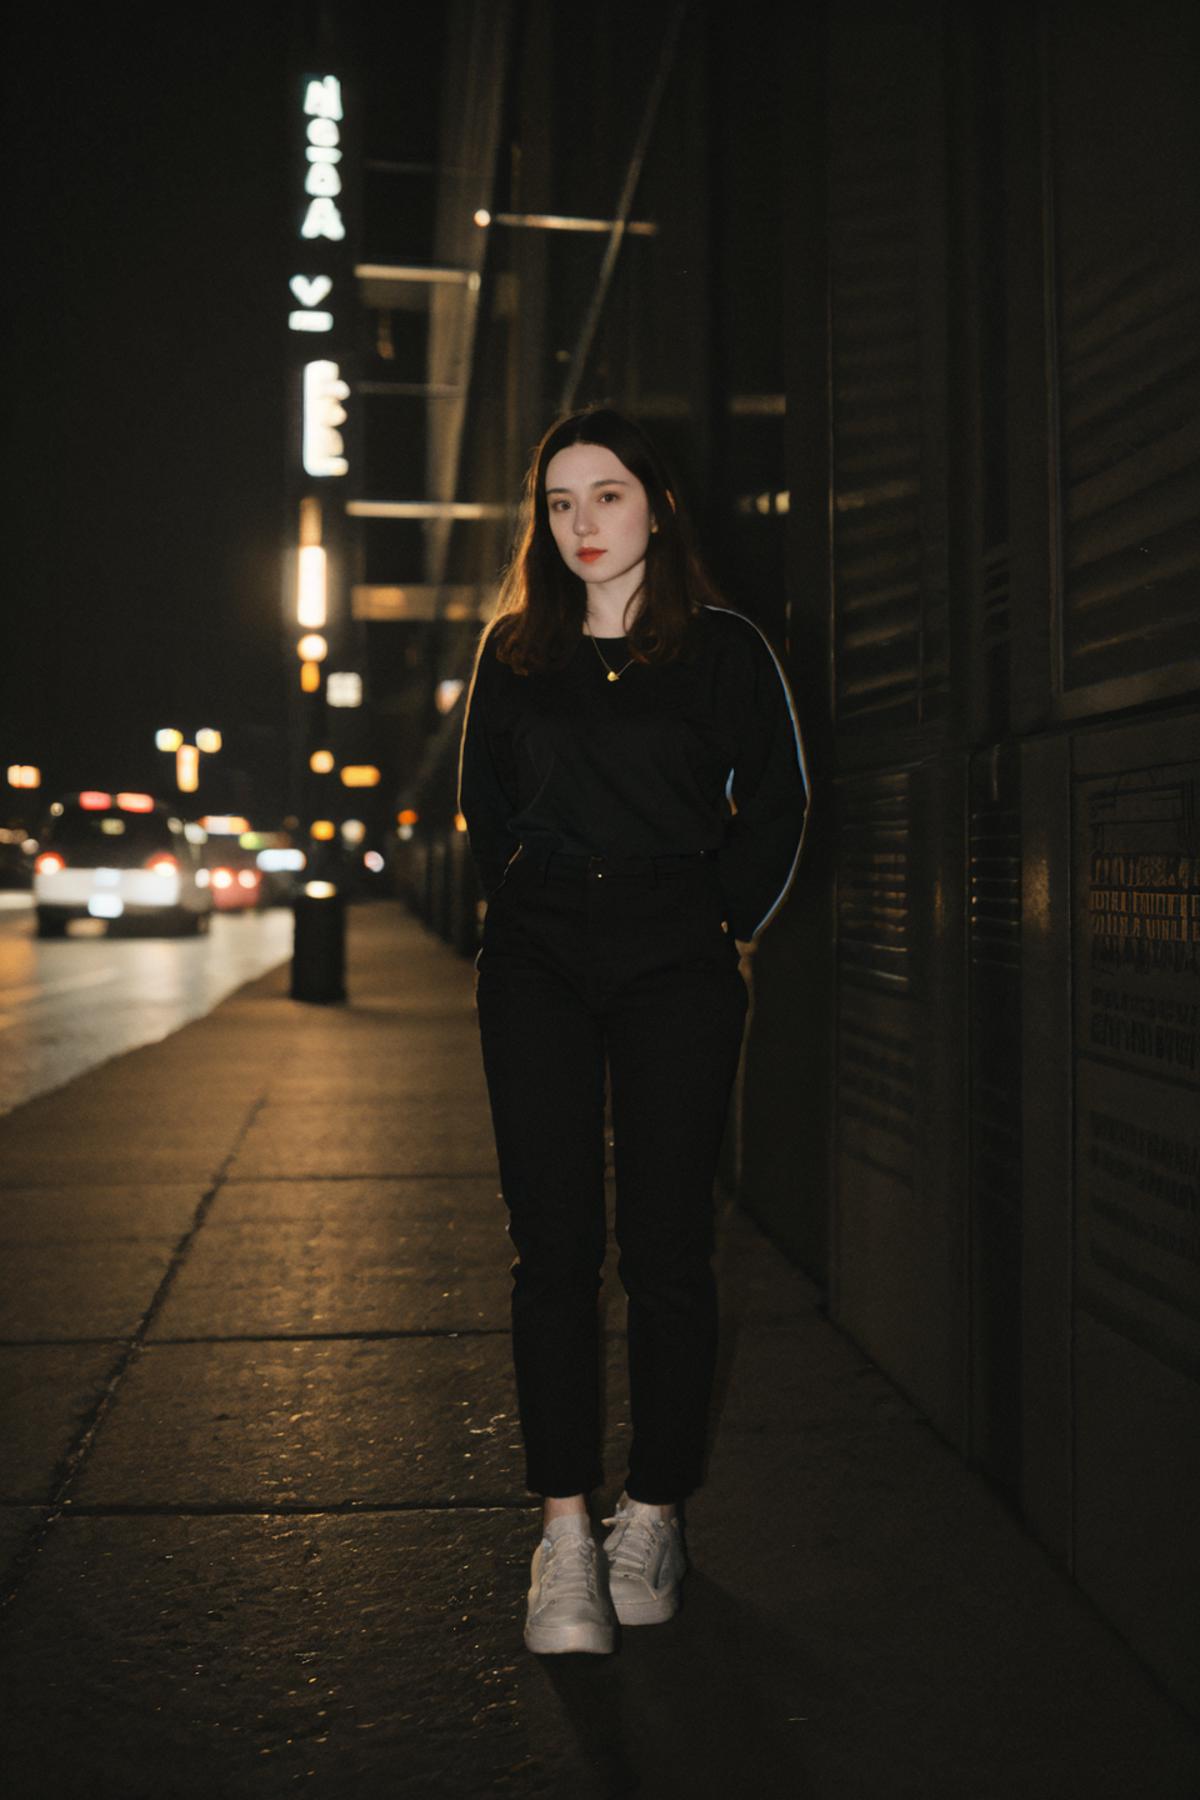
489, 407, 724, 675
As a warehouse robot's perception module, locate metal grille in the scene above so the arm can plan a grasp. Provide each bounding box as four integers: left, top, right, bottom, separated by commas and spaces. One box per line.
836, 771, 911, 993
1058, 257, 1200, 687
828, 15, 949, 727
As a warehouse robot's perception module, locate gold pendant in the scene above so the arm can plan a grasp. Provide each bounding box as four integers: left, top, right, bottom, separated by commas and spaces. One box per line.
607, 670, 619, 682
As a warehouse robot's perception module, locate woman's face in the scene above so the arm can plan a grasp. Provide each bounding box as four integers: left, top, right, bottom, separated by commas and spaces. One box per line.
544, 442, 655, 594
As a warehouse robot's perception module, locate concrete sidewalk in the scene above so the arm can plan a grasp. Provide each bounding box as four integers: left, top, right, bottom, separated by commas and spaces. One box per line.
0, 902, 1195, 1798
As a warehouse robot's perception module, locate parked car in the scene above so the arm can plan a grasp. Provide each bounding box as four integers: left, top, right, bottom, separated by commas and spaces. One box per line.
198, 820, 265, 913
32, 792, 213, 937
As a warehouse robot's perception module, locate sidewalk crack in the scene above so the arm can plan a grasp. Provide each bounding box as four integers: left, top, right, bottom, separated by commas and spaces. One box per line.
0, 1087, 272, 1618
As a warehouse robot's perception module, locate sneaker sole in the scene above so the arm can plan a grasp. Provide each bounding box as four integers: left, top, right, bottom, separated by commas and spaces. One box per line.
611, 1589, 680, 1626
524, 1619, 615, 1655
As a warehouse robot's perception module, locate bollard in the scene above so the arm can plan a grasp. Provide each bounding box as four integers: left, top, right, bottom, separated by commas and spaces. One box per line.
291, 880, 346, 1003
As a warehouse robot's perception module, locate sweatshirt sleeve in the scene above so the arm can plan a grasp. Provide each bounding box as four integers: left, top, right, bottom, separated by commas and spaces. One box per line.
457, 629, 521, 898
715, 614, 811, 941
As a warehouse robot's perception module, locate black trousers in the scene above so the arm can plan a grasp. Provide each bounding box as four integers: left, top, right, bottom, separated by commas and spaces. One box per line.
474, 844, 749, 1504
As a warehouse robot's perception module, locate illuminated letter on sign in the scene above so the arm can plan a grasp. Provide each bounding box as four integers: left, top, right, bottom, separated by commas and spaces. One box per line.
303, 361, 349, 477
301, 196, 345, 241
304, 76, 343, 120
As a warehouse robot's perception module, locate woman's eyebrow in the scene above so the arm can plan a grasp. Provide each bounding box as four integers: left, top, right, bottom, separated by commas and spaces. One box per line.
545, 478, 631, 494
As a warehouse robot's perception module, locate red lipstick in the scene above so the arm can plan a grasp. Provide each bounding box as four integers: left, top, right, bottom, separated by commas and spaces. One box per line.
576, 548, 606, 561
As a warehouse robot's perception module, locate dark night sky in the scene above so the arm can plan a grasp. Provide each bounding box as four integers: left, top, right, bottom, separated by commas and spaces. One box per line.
8, 6, 296, 813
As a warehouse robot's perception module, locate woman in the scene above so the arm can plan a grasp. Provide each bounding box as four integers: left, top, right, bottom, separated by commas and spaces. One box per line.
458, 406, 809, 1655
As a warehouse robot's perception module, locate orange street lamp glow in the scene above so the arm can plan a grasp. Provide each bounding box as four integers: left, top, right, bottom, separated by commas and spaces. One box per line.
298, 633, 328, 662
397, 808, 419, 826
176, 745, 200, 794
310, 749, 335, 774
340, 765, 381, 788
310, 819, 336, 841
196, 729, 222, 754
6, 765, 41, 789
297, 545, 328, 628
300, 661, 321, 693
155, 729, 184, 753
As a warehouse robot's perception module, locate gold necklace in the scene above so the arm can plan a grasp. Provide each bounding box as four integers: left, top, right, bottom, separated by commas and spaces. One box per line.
585, 624, 636, 683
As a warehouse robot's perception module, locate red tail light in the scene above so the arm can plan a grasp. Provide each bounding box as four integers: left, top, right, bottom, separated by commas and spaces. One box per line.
145, 854, 179, 877
236, 870, 259, 890
35, 852, 66, 875
79, 791, 113, 810
211, 868, 235, 889
118, 792, 155, 813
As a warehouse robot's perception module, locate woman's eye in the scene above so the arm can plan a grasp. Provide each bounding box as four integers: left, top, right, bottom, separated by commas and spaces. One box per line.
599, 491, 620, 503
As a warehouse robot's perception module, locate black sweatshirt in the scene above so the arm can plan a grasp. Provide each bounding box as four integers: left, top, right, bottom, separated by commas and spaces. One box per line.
457, 604, 810, 940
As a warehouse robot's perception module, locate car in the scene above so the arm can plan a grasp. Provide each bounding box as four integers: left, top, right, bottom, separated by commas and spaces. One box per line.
32, 791, 213, 937
197, 819, 266, 913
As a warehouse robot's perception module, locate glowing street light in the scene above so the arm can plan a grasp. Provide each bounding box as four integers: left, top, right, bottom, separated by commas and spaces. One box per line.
196, 729, 222, 754
176, 745, 200, 794
297, 545, 328, 628
298, 633, 328, 662
310, 750, 335, 774
156, 728, 184, 753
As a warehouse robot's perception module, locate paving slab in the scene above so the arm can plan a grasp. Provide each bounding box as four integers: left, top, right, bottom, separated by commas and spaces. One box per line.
0, 1507, 42, 1588
228, 1101, 498, 1181
0, 1239, 180, 1340
0, 1511, 555, 1800
146, 1214, 515, 1338
73, 1334, 644, 1511
0, 1345, 122, 1501
0, 1182, 203, 1242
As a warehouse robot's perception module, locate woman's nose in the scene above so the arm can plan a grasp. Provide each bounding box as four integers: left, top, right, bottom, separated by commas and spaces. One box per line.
573, 507, 595, 535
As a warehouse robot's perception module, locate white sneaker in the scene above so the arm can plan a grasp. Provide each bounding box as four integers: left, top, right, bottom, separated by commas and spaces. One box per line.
523, 1515, 616, 1655
601, 1495, 688, 1625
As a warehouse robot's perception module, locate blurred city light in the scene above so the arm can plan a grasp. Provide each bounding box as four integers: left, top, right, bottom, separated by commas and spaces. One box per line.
258, 848, 306, 872
302, 360, 349, 477
79, 792, 112, 810
297, 545, 328, 627
116, 792, 154, 812
397, 808, 419, 826
310, 820, 336, 841
364, 850, 385, 873
341, 819, 366, 845
340, 765, 380, 788
453, 812, 468, 832
176, 745, 200, 793
310, 749, 335, 774
7, 765, 41, 788
155, 728, 184, 752
301, 661, 321, 693
298, 633, 328, 662
326, 671, 362, 708
435, 678, 465, 714
200, 815, 251, 835
196, 728, 222, 754
304, 880, 337, 899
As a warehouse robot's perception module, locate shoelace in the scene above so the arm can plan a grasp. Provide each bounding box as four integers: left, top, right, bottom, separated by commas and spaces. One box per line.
601, 1508, 666, 1580
539, 1532, 599, 1602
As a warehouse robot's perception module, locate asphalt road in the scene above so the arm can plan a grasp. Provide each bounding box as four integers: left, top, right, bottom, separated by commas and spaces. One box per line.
0, 893, 293, 1117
